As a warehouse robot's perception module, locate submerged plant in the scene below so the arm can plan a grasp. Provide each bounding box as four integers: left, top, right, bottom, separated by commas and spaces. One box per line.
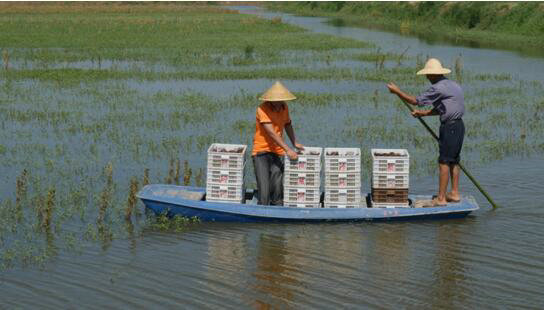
43, 188, 55, 231
125, 177, 139, 222
244, 45, 255, 59
166, 158, 175, 184
15, 169, 28, 222
2, 50, 8, 71
143, 168, 150, 186
455, 54, 463, 82
148, 212, 200, 232
175, 159, 181, 185
183, 160, 192, 186
195, 168, 204, 187
98, 162, 113, 226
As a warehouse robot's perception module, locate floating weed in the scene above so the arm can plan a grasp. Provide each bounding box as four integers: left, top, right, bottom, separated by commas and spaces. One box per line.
148, 212, 200, 232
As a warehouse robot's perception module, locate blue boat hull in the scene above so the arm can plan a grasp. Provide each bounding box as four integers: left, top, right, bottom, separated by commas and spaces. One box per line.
137, 185, 479, 223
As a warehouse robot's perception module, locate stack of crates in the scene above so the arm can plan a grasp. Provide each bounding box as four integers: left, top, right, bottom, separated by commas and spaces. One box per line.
371, 148, 410, 207
206, 143, 247, 203
324, 148, 361, 208
283, 147, 322, 208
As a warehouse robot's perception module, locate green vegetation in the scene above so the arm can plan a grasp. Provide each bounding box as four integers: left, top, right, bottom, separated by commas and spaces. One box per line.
266, 2, 544, 52
1, 2, 543, 269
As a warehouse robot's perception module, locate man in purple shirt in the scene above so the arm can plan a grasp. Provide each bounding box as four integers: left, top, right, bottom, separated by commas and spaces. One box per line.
386, 58, 465, 206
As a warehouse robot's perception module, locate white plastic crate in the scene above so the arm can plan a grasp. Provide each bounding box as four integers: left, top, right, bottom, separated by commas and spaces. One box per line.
207, 143, 247, 170
207, 168, 244, 185
325, 172, 361, 188
323, 203, 359, 209
284, 147, 322, 172
371, 148, 409, 174
324, 147, 361, 172
284, 202, 321, 208
283, 171, 321, 187
206, 184, 244, 202
372, 173, 409, 189
324, 188, 361, 204
284, 186, 320, 203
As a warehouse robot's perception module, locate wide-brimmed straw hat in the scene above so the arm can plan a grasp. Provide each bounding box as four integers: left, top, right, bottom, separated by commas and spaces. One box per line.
259, 81, 296, 102
416, 58, 451, 75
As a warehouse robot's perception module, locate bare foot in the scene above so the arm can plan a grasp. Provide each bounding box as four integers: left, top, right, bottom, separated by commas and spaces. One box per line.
432, 197, 448, 206
446, 192, 461, 203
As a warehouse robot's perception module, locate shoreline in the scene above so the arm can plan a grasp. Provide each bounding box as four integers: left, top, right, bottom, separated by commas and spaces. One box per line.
265, 2, 544, 57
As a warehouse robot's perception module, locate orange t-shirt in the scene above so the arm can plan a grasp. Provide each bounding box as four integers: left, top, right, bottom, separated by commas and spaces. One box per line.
252, 102, 291, 156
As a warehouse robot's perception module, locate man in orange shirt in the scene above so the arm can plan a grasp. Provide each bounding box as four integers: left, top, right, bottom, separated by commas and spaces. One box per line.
252, 81, 304, 206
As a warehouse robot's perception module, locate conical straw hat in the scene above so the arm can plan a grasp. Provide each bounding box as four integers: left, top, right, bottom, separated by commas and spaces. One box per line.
416, 58, 451, 75
259, 81, 296, 101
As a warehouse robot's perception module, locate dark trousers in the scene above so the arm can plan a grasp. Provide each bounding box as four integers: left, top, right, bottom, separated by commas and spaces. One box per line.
253, 152, 284, 206
438, 119, 465, 164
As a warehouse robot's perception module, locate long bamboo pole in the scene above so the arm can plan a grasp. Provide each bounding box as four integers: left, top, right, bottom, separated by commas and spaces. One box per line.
401, 101, 498, 209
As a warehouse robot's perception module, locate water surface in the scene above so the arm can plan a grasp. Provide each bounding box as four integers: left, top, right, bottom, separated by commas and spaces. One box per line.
1, 6, 544, 309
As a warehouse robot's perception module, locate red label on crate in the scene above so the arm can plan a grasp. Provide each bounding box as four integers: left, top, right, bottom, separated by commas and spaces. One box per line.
387, 162, 395, 172
298, 176, 306, 185
297, 192, 305, 201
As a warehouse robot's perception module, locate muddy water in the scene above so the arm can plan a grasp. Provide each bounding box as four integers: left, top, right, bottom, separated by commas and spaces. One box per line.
2, 6, 544, 309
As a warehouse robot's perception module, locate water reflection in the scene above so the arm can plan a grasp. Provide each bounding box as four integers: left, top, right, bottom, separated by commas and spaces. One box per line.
429, 222, 468, 308
253, 233, 298, 309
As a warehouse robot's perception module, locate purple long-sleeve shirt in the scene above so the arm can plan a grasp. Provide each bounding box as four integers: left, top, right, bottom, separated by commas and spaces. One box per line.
416, 77, 465, 123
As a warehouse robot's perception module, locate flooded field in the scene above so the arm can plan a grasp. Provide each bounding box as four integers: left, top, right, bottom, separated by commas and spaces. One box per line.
1, 4, 543, 308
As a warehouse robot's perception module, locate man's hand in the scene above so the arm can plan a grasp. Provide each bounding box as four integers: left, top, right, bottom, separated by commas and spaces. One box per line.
294, 143, 304, 151
411, 110, 425, 117
386, 82, 401, 94
286, 149, 298, 161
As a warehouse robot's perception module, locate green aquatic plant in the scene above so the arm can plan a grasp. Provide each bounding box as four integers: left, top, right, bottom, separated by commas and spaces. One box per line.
166, 158, 175, 184
125, 177, 139, 222
2, 50, 8, 70
175, 159, 181, 185
183, 160, 192, 186
42, 188, 55, 232
148, 212, 200, 232
195, 168, 204, 187
98, 162, 114, 226
143, 168, 150, 186
455, 54, 463, 82
15, 169, 28, 223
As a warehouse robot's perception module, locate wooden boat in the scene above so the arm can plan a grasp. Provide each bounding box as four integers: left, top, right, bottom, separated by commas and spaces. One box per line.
137, 184, 479, 222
